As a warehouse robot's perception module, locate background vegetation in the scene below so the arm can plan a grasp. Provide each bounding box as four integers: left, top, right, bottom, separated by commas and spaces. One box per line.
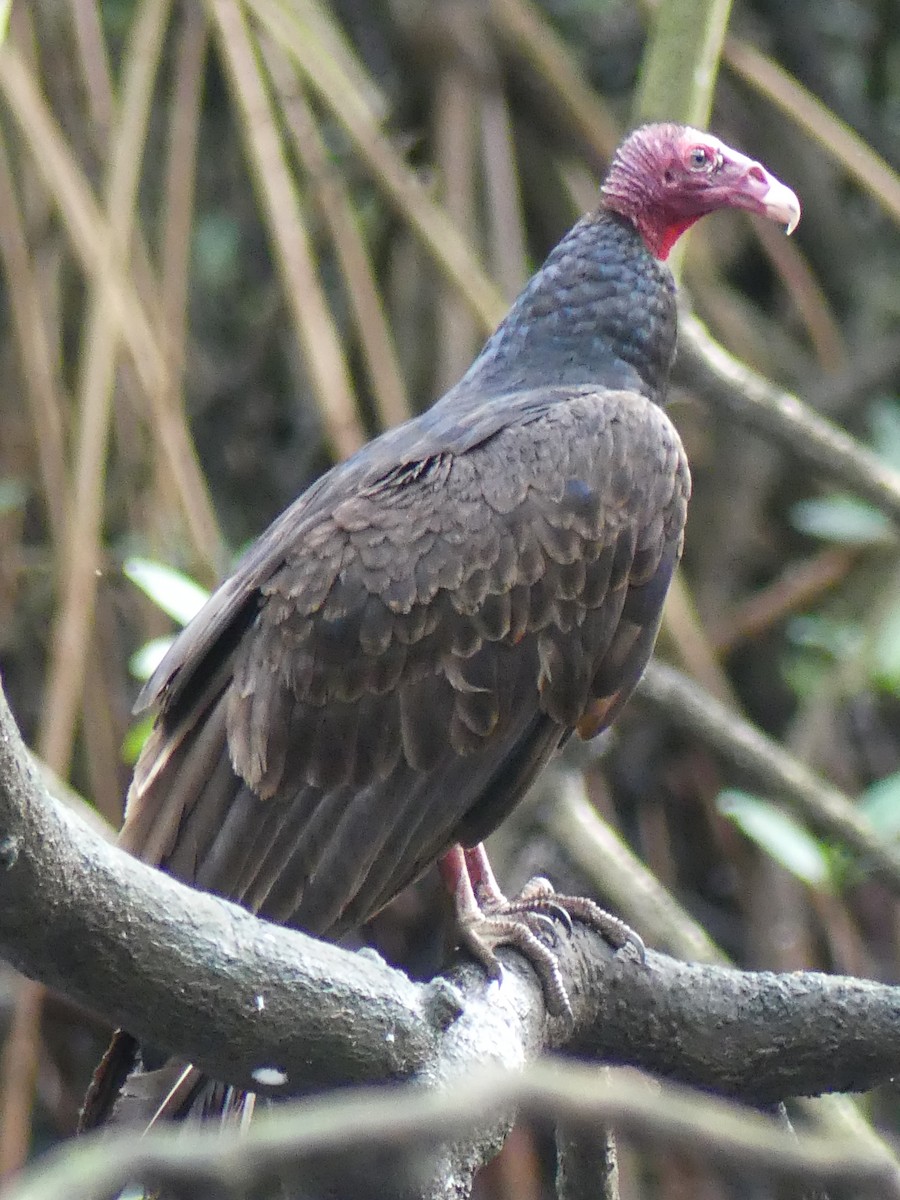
2, 0, 900, 1195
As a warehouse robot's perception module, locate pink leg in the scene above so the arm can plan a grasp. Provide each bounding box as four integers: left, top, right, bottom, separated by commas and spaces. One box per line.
463, 844, 506, 907
437, 845, 483, 923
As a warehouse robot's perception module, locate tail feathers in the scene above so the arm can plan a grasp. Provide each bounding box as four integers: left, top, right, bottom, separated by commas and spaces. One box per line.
79, 1029, 139, 1132
121, 1062, 202, 1129
81, 1031, 255, 1132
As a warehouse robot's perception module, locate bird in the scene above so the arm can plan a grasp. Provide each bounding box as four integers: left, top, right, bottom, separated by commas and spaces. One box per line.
83, 123, 799, 1127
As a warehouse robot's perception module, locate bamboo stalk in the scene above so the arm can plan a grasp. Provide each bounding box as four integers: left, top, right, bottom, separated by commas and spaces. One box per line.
248, 0, 506, 332
260, 37, 411, 430
0, 127, 68, 542
0, 37, 224, 575
153, 5, 225, 572
488, 0, 619, 162
208, 0, 365, 461
37, 0, 170, 779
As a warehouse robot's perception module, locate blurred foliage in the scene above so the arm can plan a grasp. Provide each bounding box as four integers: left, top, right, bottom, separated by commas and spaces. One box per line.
717, 788, 837, 890
1, 0, 900, 1196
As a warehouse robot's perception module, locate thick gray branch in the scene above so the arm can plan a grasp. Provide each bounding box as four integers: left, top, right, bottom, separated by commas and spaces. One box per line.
0, 685, 441, 1092
1, 677, 899, 1110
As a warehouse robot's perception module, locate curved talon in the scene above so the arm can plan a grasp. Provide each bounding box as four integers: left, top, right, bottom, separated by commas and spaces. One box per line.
502, 877, 576, 935
544, 903, 574, 935
623, 926, 647, 963
548, 892, 646, 961
459, 929, 505, 984
501, 900, 570, 936
505, 897, 573, 935
514, 909, 562, 945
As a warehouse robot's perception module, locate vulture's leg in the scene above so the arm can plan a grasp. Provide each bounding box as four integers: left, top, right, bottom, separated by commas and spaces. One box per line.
438, 844, 645, 1021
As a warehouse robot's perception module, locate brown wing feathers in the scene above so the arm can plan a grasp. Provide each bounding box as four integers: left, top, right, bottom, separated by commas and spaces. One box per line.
118, 387, 688, 941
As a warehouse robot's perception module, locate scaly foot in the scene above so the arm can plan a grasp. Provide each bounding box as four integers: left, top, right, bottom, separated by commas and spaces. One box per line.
438, 844, 644, 1021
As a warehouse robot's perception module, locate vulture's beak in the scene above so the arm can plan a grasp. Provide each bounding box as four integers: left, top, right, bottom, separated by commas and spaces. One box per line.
758, 174, 801, 235
724, 148, 802, 235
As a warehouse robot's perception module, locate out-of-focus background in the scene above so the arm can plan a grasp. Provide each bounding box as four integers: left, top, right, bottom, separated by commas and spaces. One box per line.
1, 0, 900, 1195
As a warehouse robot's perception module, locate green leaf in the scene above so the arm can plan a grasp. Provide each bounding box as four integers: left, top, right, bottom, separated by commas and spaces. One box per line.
129, 636, 174, 682
859, 771, 900, 840
873, 601, 900, 695
121, 713, 155, 765
786, 615, 864, 659
790, 495, 894, 546
781, 617, 863, 703
717, 790, 834, 890
781, 649, 838, 703
124, 558, 209, 627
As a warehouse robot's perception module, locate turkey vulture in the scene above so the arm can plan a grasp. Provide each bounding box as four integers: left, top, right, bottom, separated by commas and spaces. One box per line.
85, 123, 799, 1124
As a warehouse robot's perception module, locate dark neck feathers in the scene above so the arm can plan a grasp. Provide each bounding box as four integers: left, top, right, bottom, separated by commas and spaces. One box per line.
453, 211, 677, 406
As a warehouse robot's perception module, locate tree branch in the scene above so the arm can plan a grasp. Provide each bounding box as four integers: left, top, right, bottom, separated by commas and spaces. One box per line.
636, 660, 900, 888
677, 311, 900, 526
2, 674, 900, 1190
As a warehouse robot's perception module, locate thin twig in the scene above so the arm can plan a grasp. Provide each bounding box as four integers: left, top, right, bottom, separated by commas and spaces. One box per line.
724, 37, 900, 228
678, 311, 900, 526
488, 0, 619, 163
0, 979, 42, 1180
659, 571, 739, 705
154, 5, 225, 577
247, 0, 507, 331
542, 766, 727, 964
433, 10, 481, 395
750, 214, 846, 372
259, 35, 411, 429
68, 0, 115, 149
710, 548, 857, 653
636, 660, 900, 888
7, 1063, 900, 1200
208, 0, 365, 461
0, 125, 68, 542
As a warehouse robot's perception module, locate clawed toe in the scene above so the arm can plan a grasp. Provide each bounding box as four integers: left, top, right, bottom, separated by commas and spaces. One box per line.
550, 892, 646, 962
499, 890, 574, 936
460, 883, 644, 1020
458, 910, 572, 1019
441, 845, 643, 1022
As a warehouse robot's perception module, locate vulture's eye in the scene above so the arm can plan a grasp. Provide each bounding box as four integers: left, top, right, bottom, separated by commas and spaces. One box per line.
689, 145, 713, 170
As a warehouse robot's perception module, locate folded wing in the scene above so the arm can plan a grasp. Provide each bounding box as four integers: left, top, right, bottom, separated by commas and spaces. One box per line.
120, 385, 689, 939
